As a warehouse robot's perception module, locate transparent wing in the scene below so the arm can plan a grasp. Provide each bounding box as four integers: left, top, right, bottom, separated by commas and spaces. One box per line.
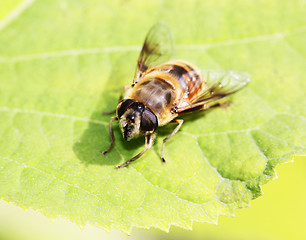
177, 69, 250, 112
195, 70, 250, 105
133, 22, 175, 84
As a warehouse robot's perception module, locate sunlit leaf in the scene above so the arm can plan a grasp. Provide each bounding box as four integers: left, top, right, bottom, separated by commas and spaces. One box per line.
0, 0, 305, 234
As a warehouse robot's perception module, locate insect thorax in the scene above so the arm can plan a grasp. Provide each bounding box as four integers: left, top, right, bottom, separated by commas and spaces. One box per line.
127, 73, 177, 125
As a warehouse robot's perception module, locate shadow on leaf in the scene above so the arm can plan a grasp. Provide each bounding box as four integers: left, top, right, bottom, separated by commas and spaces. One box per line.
73, 53, 146, 167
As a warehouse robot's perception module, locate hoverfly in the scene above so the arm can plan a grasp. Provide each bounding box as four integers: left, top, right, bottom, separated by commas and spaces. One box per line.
103, 22, 250, 169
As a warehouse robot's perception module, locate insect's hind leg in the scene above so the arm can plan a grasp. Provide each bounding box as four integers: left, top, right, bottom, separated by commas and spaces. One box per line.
160, 119, 184, 164
178, 101, 231, 114
102, 85, 131, 115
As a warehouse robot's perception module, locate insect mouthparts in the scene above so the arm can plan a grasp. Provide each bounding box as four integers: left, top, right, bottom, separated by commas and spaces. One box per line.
123, 124, 133, 140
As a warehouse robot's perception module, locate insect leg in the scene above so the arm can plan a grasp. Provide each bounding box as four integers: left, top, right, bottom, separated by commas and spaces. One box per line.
118, 85, 130, 102
115, 133, 156, 169
102, 85, 131, 115
102, 110, 116, 115
178, 101, 231, 114
160, 119, 184, 163
102, 116, 118, 155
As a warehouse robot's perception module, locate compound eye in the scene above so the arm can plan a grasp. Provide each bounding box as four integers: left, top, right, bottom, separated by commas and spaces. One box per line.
140, 108, 158, 132
130, 102, 145, 112
117, 99, 135, 118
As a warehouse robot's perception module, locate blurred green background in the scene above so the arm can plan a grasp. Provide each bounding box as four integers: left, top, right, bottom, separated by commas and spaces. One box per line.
1, 156, 305, 240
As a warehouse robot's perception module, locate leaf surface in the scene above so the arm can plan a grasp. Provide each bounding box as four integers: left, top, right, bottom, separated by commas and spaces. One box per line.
0, 0, 305, 233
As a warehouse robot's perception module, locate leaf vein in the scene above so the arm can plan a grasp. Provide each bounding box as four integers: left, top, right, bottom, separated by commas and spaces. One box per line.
1, 26, 305, 63
0, 107, 108, 125
248, 131, 268, 161
1, 156, 126, 210
0, 0, 36, 32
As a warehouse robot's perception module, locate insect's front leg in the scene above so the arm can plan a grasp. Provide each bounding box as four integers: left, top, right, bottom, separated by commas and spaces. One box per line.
102, 116, 118, 155
102, 85, 131, 115
115, 133, 156, 169
117, 85, 131, 102
160, 119, 184, 164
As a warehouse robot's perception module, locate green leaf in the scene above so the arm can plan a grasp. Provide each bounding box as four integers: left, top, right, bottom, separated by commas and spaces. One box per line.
0, 0, 305, 234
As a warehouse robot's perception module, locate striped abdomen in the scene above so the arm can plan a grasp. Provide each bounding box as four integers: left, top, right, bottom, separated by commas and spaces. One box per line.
146, 61, 204, 109
161, 61, 203, 102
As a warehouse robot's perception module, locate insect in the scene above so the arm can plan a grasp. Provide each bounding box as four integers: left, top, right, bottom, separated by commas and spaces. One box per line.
103, 22, 250, 169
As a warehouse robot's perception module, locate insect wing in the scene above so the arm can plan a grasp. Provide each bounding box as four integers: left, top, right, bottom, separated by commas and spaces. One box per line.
134, 22, 175, 84
195, 70, 250, 105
